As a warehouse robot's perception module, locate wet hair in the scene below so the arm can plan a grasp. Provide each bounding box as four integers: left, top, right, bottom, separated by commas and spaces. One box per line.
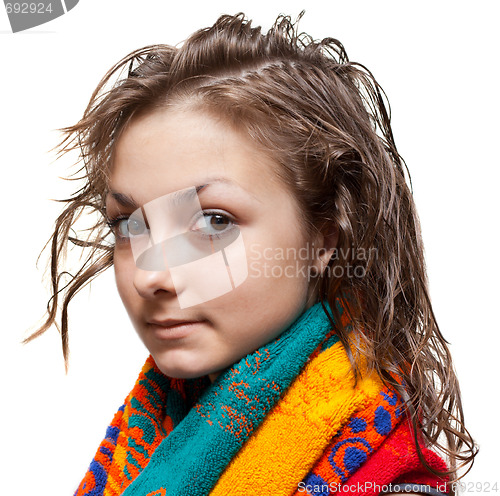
27, 11, 476, 488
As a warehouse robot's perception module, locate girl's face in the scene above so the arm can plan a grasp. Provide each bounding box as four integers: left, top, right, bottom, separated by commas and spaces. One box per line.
106, 107, 329, 381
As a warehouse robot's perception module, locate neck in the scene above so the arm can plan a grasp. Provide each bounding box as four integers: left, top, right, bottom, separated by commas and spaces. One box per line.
208, 370, 223, 383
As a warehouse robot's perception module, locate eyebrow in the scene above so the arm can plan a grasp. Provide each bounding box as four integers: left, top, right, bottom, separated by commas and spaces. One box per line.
106, 177, 240, 209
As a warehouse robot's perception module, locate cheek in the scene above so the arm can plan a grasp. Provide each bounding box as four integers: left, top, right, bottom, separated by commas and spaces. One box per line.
113, 252, 136, 306
246, 239, 312, 288
225, 250, 310, 320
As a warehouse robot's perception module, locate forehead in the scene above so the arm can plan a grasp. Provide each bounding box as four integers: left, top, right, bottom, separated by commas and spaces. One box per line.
107, 108, 284, 202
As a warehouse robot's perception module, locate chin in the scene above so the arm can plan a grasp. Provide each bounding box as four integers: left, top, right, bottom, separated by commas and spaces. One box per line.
152, 355, 210, 380
156, 365, 207, 380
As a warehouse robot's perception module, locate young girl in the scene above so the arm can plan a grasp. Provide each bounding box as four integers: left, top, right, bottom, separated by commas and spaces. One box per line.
28, 12, 476, 496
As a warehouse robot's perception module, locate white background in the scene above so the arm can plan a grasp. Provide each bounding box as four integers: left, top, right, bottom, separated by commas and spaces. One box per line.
1, 1, 498, 494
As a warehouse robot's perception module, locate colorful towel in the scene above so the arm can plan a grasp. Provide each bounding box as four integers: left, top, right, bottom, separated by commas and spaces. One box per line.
74, 300, 448, 496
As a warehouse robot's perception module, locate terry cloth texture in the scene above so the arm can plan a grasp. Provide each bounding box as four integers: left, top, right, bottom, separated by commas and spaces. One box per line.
73, 300, 448, 496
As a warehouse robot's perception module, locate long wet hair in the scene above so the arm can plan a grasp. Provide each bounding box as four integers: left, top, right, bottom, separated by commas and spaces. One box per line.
27, 12, 476, 487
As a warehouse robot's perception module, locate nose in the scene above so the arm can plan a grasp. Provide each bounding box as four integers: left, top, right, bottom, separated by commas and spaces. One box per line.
133, 266, 177, 300
131, 238, 179, 299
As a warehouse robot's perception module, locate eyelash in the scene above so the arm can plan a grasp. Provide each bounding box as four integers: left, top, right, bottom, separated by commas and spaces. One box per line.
105, 216, 134, 243
106, 210, 236, 243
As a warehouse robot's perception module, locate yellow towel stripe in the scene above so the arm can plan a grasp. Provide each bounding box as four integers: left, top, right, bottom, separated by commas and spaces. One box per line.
210, 340, 383, 496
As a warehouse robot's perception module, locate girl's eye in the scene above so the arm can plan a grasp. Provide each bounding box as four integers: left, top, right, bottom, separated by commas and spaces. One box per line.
191, 211, 234, 237
107, 216, 148, 240
107, 211, 234, 242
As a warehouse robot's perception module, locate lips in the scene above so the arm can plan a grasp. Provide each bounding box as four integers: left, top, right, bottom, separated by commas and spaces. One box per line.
147, 318, 207, 340
148, 318, 204, 328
